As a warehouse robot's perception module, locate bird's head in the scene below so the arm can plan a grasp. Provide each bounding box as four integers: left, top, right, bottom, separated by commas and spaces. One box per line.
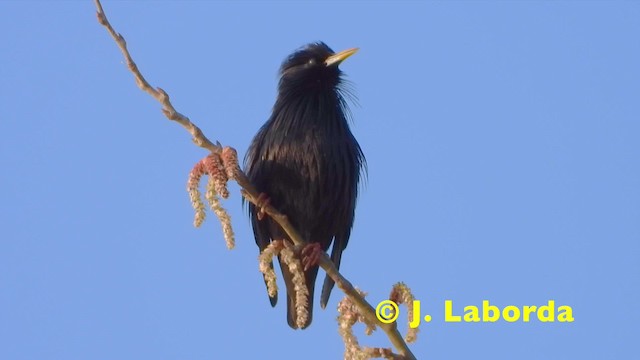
278, 42, 358, 92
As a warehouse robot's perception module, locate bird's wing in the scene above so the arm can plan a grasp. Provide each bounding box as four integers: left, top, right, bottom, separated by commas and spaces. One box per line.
320, 229, 349, 309
320, 134, 364, 309
245, 128, 280, 307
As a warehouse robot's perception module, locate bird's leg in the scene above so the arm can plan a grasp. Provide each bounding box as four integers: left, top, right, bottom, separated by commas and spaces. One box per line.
301, 243, 323, 271
256, 192, 271, 221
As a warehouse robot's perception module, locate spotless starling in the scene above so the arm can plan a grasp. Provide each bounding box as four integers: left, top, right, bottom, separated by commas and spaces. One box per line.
245, 42, 366, 329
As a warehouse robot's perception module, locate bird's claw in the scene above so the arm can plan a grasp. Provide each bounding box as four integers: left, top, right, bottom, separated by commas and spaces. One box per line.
256, 192, 271, 221
301, 243, 323, 271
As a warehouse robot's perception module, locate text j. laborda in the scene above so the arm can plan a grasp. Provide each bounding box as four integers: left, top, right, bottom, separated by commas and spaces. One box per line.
376, 300, 574, 328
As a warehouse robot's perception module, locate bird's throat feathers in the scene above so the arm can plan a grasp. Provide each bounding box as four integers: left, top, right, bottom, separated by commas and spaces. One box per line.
270, 85, 351, 136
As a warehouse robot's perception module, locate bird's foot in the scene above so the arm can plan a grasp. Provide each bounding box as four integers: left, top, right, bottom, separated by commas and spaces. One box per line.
256, 192, 271, 221
301, 243, 323, 271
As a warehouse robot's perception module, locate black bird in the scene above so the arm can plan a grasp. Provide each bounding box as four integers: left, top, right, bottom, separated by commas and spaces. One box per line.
244, 42, 366, 329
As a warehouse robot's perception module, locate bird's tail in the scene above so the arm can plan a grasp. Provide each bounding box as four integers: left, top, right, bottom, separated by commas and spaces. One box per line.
280, 257, 319, 329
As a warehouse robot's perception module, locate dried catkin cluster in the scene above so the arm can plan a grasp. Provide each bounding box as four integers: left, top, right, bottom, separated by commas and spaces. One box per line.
187, 147, 239, 249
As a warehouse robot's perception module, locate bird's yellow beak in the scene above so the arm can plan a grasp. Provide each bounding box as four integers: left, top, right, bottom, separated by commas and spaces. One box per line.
325, 47, 359, 67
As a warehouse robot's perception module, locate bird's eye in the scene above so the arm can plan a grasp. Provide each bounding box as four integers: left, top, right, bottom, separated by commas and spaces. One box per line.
307, 58, 316, 66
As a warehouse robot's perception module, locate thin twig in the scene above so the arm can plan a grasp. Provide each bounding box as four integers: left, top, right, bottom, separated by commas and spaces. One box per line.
94, 0, 220, 154
94, 1, 416, 358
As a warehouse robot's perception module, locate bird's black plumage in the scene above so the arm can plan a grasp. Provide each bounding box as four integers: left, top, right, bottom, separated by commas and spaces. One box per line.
244, 42, 365, 329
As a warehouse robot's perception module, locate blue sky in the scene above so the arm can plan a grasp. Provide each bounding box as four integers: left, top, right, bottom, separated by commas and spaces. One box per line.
1, 1, 638, 359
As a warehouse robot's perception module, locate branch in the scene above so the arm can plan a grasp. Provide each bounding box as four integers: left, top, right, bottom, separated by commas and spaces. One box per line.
94, 1, 416, 359
94, 0, 219, 154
